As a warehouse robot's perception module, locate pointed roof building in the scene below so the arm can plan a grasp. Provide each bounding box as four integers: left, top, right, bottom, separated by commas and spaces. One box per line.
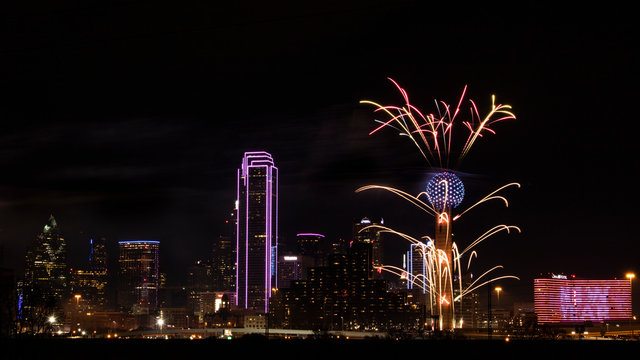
21, 215, 68, 323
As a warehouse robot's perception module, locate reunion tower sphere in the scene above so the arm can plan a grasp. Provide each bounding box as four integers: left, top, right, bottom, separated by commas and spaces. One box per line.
426, 171, 465, 211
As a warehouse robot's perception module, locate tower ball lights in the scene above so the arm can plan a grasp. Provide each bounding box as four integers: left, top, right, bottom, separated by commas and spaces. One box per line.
425, 172, 465, 211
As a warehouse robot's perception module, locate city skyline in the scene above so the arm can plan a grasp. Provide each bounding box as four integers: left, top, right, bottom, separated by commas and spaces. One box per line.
1, 1, 638, 310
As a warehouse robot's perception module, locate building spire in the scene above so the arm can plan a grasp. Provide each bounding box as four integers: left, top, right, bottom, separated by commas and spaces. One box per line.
44, 214, 58, 233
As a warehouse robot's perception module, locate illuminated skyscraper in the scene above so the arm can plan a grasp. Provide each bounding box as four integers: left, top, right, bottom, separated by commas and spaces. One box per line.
296, 233, 326, 267
277, 255, 302, 289
212, 206, 236, 292
352, 217, 383, 279
117, 240, 160, 313
407, 242, 428, 293
296, 233, 323, 257
89, 236, 107, 271
22, 215, 67, 316
236, 151, 278, 313
69, 236, 108, 310
295, 232, 326, 278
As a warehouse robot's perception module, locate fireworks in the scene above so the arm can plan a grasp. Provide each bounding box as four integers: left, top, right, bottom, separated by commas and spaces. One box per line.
358, 79, 520, 331
360, 78, 516, 169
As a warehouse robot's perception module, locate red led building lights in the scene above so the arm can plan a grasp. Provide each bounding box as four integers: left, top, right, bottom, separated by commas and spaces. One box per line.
534, 277, 632, 324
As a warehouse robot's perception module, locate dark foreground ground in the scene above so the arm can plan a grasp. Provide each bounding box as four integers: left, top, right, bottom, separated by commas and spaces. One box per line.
2, 337, 638, 359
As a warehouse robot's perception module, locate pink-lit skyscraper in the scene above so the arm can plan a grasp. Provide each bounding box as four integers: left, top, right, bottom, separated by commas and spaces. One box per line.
236, 151, 278, 313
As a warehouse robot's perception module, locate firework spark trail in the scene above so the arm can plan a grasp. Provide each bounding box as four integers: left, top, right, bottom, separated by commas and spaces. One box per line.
388, 78, 434, 160
456, 265, 521, 300
452, 182, 521, 221
358, 224, 426, 245
370, 221, 518, 324
357, 185, 520, 272
375, 264, 436, 315
357, 183, 520, 311
375, 265, 432, 292
360, 78, 515, 168
460, 95, 516, 160
458, 225, 521, 258
356, 182, 520, 223
355, 185, 437, 216
361, 100, 433, 165
466, 251, 477, 271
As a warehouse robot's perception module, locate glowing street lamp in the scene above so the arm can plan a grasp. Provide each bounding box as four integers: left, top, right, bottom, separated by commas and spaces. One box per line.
47, 315, 57, 335
157, 317, 165, 337
495, 287, 503, 305
488, 286, 503, 337
74, 294, 81, 306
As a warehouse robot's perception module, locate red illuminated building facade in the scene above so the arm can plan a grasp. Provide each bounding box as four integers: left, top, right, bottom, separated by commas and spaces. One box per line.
534, 274, 632, 324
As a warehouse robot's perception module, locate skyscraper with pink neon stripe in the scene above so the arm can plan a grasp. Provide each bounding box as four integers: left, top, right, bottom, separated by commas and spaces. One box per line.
236, 151, 278, 313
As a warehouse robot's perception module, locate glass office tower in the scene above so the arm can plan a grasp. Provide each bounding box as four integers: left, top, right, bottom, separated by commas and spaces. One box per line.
236, 151, 278, 313
118, 240, 159, 312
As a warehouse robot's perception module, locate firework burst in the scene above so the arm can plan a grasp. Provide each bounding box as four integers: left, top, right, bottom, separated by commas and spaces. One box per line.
358, 78, 520, 331
360, 78, 516, 169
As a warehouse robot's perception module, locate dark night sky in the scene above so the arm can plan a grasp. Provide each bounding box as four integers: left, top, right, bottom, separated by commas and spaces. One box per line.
1, 1, 638, 305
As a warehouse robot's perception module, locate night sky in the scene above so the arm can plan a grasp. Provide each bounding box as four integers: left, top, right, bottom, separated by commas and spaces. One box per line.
1, 1, 637, 305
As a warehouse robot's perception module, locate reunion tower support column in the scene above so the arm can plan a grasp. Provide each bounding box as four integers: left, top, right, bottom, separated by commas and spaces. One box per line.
435, 207, 454, 331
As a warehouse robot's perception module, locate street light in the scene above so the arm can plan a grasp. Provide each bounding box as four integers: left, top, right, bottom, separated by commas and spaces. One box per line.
495, 287, 502, 305
157, 317, 165, 337
48, 315, 57, 334
493, 287, 503, 334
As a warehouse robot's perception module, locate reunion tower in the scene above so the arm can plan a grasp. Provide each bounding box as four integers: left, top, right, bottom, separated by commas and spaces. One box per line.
360, 78, 519, 333
425, 171, 465, 330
